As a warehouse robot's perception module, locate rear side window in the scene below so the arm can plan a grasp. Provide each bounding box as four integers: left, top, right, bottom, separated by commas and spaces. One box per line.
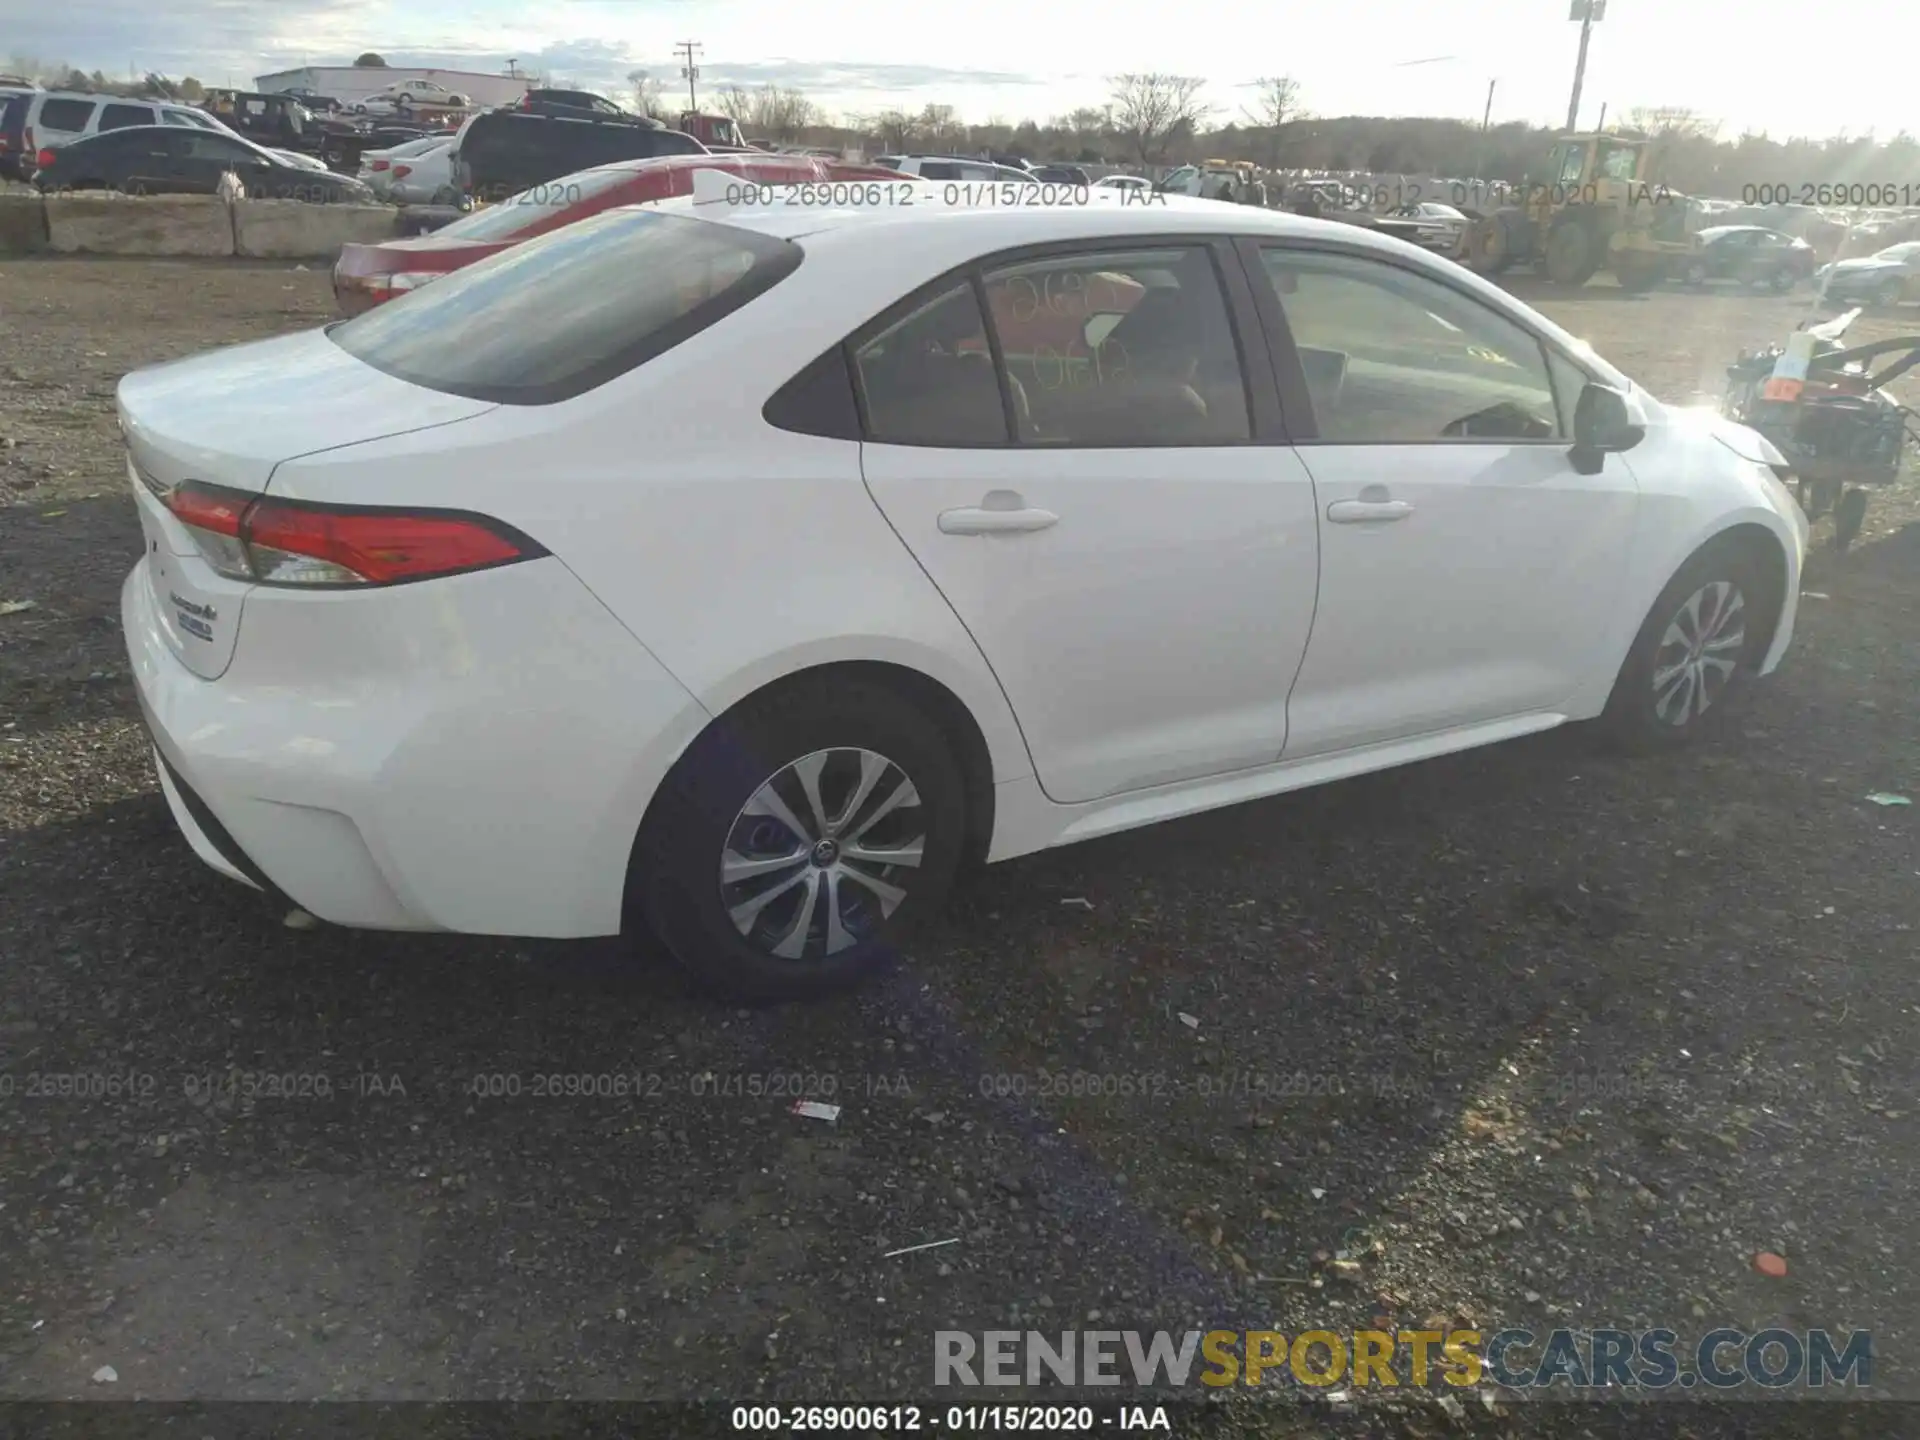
854, 283, 1009, 446
329, 208, 801, 405
37, 98, 95, 132
99, 103, 154, 131
917, 161, 959, 180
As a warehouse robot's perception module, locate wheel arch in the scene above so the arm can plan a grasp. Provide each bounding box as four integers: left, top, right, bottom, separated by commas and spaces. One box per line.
625, 657, 1010, 924
1606, 517, 1796, 698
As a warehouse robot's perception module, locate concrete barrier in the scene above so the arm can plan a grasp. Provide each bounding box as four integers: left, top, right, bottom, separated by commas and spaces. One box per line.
0, 192, 49, 253
233, 200, 401, 260
44, 194, 234, 256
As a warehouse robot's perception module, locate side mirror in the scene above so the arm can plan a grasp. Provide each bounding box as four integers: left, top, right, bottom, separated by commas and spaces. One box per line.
1570, 381, 1644, 473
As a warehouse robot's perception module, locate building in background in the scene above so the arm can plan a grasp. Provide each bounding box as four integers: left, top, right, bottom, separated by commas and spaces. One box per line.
253, 64, 535, 110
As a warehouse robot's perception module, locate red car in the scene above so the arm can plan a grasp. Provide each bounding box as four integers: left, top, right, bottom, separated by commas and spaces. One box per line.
332, 153, 909, 314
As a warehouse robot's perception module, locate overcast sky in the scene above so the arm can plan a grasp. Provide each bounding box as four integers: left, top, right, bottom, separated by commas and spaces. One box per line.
9, 0, 1909, 141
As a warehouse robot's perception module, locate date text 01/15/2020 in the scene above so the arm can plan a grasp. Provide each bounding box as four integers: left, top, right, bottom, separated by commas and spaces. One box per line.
719, 181, 1120, 210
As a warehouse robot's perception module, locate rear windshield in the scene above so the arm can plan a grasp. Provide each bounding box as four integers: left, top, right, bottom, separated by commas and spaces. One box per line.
436, 165, 644, 241
329, 208, 800, 405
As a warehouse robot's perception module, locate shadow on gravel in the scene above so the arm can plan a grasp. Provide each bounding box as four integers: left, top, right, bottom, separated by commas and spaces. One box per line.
5, 519, 1916, 1398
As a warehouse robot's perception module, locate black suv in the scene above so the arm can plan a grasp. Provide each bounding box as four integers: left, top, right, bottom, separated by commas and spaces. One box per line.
516, 89, 630, 118
455, 109, 704, 202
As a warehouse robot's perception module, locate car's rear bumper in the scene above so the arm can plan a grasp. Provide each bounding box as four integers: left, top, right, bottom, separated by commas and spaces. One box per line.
123, 552, 713, 937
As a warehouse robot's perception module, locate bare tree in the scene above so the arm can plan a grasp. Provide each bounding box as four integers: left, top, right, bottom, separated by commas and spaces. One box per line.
627, 69, 667, 121
867, 109, 917, 152
1244, 75, 1304, 168
712, 83, 816, 138
1108, 73, 1211, 166
1623, 106, 1720, 182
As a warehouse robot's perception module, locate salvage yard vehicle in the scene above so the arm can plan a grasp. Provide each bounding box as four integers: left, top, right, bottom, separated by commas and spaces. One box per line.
17, 89, 247, 157
332, 152, 910, 313
1723, 306, 1920, 551
357, 79, 471, 117
1381, 201, 1471, 255
121, 180, 1805, 1002
1465, 132, 1701, 289
32, 125, 373, 200
452, 107, 705, 204
357, 135, 456, 204
1815, 240, 1920, 309
1682, 226, 1817, 291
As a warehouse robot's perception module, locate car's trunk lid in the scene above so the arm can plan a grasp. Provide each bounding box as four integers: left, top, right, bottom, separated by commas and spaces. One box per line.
119, 327, 497, 494
119, 327, 497, 679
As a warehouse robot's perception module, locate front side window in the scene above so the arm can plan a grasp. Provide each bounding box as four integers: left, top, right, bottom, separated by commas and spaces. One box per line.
183, 133, 260, 162
99, 104, 154, 132
1258, 248, 1562, 443
982, 246, 1250, 444
329, 208, 799, 404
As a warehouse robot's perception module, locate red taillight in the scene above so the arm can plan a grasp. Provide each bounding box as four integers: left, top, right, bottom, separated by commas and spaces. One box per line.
370, 158, 390, 171
162, 482, 541, 586
392, 164, 411, 179
36, 147, 55, 169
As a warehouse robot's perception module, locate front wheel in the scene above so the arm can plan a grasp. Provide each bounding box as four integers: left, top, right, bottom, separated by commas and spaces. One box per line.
1682, 259, 1709, 287
1600, 542, 1773, 753
631, 676, 967, 1003
1876, 279, 1904, 310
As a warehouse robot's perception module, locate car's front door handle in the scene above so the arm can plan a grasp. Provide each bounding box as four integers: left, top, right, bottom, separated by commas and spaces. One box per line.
1327, 499, 1414, 523
939, 491, 1059, 535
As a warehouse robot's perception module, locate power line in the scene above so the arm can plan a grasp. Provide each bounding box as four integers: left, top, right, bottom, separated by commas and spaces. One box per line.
675, 41, 702, 115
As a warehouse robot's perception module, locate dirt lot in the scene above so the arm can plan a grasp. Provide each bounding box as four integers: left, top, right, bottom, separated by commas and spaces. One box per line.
1, 259, 1917, 1432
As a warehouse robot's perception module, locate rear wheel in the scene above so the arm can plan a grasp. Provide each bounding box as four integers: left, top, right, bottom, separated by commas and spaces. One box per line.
1600, 540, 1773, 753
1769, 266, 1797, 293
1545, 218, 1601, 287
631, 675, 967, 1003
1833, 488, 1869, 552
1682, 258, 1709, 287
1875, 278, 1904, 309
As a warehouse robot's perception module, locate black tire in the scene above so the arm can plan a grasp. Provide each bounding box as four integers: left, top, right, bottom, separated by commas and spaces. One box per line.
631, 675, 967, 1003
1546, 218, 1601, 287
1769, 266, 1797, 293
1876, 279, 1903, 310
1833, 488, 1868, 552
1599, 539, 1774, 754
1682, 259, 1709, 287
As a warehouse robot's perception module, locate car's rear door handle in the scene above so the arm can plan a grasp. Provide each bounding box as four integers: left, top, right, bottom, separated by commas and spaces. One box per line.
1327, 499, 1414, 523
939, 490, 1059, 535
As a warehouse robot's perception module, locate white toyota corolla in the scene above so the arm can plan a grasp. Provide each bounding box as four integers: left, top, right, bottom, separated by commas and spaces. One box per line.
119, 176, 1807, 1001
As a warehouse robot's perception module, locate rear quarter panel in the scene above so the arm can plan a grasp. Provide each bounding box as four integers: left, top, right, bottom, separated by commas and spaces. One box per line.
264, 228, 1057, 791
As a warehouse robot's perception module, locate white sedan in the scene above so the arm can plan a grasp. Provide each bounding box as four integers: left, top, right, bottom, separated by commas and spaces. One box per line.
356, 80, 470, 115
357, 135, 455, 203
118, 177, 1807, 1002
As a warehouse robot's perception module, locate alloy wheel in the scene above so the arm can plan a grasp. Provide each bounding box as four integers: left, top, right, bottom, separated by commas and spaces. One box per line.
720, 747, 926, 960
1651, 581, 1747, 726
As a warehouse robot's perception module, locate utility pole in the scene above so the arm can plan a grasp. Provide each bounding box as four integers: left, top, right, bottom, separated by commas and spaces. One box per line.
1565, 0, 1605, 132
676, 41, 702, 115
1595, 101, 1607, 131
1477, 78, 1496, 182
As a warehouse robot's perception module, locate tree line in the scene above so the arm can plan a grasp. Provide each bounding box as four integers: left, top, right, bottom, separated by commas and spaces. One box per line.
12, 55, 1917, 201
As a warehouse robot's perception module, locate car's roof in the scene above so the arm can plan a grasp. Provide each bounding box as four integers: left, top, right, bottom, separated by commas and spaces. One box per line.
638, 178, 1405, 250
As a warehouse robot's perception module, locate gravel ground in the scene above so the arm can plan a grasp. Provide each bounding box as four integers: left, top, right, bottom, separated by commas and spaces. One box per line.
1, 258, 1917, 1434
